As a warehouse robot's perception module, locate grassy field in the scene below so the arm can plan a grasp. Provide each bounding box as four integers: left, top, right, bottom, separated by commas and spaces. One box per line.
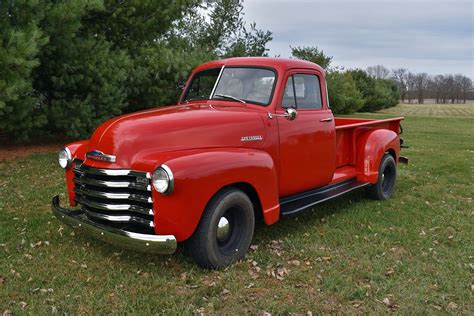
1, 104, 473, 314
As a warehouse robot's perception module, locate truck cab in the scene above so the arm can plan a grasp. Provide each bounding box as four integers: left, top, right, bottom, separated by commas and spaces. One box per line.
52, 57, 406, 269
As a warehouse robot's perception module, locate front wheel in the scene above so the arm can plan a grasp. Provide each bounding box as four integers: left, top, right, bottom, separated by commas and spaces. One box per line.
367, 154, 397, 200
187, 188, 255, 269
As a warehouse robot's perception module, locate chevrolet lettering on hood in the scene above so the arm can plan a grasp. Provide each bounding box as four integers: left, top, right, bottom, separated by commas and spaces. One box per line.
241, 135, 263, 142
86, 150, 116, 163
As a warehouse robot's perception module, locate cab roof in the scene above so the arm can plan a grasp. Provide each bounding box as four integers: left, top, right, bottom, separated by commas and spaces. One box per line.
193, 57, 325, 76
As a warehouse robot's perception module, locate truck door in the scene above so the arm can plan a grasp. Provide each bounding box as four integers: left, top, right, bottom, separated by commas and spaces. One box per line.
276, 70, 336, 196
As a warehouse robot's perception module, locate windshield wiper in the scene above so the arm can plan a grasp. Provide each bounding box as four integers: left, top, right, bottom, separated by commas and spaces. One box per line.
213, 94, 246, 104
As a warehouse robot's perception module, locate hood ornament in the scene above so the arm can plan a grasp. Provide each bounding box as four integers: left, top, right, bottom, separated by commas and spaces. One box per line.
86, 150, 116, 163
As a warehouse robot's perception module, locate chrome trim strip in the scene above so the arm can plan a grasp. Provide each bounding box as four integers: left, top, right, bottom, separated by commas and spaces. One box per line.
159, 164, 174, 195
73, 164, 149, 178
74, 187, 153, 203
74, 177, 151, 191
63, 147, 73, 169
52, 195, 176, 255
83, 210, 154, 228
209, 65, 225, 99
75, 196, 154, 216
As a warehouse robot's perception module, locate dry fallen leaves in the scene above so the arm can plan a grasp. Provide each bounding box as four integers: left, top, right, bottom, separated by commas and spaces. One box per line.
3, 310, 12, 316
385, 267, 395, 276
266, 265, 289, 281
430, 304, 442, 311
381, 297, 399, 311
268, 240, 284, 257
447, 302, 458, 310
221, 288, 230, 295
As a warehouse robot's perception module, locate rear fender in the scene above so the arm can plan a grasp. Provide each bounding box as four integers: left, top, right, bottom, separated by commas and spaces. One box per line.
145, 148, 280, 242
356, 129, 400, 184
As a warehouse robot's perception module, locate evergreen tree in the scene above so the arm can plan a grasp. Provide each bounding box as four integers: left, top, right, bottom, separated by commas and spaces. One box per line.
0, 1, 48, 140
326, 71, 364, 114
291, 46, 333, 70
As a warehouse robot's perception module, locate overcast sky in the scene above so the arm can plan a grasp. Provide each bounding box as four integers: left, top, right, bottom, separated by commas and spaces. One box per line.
242, 0, 474, 78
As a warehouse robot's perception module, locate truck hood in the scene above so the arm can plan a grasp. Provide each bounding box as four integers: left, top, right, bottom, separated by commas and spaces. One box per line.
86, 103, 267, 168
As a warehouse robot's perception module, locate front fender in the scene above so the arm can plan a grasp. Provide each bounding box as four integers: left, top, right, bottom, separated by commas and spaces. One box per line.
64, 140, 89, 206
147, 148, 280, 242
356, 129, 400, 183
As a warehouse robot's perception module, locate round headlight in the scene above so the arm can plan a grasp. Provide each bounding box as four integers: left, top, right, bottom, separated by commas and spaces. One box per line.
58, 147, 72, 169
152, 164, 174, 194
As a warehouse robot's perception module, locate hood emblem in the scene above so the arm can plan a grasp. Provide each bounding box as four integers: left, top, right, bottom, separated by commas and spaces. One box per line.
86, 150, 116, 163
241, 135, 263, 142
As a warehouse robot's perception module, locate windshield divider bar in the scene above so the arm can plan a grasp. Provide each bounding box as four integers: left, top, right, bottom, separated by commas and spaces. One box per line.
209, 66, 225, 99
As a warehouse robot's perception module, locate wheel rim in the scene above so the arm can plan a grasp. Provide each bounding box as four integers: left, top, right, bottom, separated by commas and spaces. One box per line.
216, 217, 230, 241
216, 207, 245, 255
381, 163, 395, 195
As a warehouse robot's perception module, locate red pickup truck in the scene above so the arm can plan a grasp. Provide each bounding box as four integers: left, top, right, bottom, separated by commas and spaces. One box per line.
52, 57, 406, 268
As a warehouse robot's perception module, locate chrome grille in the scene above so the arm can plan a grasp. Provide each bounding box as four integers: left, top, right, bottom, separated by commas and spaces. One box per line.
72, 160, 154, 233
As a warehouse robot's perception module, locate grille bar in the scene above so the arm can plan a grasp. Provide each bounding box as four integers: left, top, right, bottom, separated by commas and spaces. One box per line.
72, 160, 154, 233
73, 163, 151, 178
75, 196, 154, 216
74, 187, 153, 203
83, 209, 154, 228
73, 177, 151, 191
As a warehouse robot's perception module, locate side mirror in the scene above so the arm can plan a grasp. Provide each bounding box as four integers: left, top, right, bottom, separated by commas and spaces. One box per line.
267, 107, 298, 120
285, 108, 297, 121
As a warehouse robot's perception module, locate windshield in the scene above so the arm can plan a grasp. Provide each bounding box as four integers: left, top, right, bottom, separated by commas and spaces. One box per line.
182, 67, 276, 106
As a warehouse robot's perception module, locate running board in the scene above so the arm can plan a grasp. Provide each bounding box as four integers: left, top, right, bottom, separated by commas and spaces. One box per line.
280, 179, 370, 216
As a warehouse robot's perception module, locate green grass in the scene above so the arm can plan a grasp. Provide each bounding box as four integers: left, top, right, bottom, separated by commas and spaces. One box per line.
1, 104, 473, 314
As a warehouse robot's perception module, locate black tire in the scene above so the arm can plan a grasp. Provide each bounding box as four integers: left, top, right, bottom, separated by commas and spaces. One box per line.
367, 154, 397, 200
187, 188, 255, 269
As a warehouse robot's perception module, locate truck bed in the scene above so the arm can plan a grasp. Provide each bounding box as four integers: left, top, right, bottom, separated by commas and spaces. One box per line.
330, 117, 404, 184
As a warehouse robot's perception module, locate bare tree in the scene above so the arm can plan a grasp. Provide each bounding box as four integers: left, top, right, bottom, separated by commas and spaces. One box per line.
444, 74, 456, 104
391, 68, 408, 102
405, 72, 417, 103
366, 65, 390, 79
414, 73, 429, 104
459, 75, 472, 103
430, 75, 445, 103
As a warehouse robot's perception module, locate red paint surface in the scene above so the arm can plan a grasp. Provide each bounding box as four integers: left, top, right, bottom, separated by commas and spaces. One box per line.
62, 57, 403, 241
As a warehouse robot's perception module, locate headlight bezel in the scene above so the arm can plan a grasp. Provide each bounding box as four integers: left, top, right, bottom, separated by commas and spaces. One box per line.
58, 147, 72, 169
152, 164, 174, 195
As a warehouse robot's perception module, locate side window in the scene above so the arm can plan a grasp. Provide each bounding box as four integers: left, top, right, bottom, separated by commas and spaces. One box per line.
282, 76, 296, 108
293, 74, 323, 109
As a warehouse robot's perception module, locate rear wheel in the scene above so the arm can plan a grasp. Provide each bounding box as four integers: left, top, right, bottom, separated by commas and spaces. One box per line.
367, 154, 397, 200
187, 188, 255, 269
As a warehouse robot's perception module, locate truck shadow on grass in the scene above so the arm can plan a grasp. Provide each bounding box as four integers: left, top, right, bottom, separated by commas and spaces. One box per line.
75, 189, 371, 271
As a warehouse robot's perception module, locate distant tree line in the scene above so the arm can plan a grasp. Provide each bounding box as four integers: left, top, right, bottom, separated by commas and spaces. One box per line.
373, 66, 473, 104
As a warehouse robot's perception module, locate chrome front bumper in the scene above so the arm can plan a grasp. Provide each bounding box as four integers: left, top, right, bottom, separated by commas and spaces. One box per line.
51, 195, 177, 254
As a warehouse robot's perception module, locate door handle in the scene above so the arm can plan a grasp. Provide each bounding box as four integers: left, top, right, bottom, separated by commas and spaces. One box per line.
320, 117, 333, 122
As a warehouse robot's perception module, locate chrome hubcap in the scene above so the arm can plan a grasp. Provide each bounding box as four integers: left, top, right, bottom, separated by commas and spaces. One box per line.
216, 217, 230, 241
